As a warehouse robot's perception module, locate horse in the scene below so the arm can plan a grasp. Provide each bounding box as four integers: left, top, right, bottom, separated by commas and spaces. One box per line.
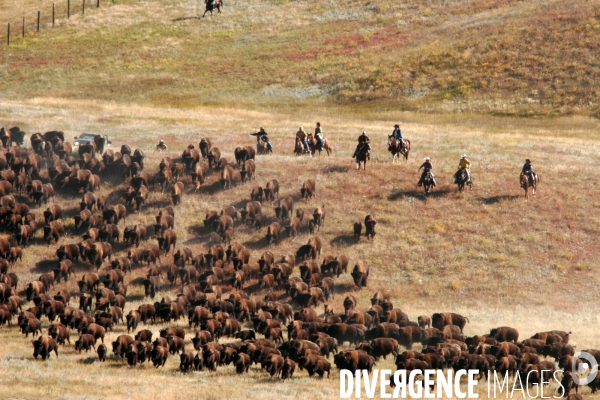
257, 140, 272, 155
203, 0, 222, 17
308, 135, 332, 156
387, 136, 410, 162
156, 143, 168, 152
294, 138, 310, 156
456, 168, 472, 193
355, 143, 369, 170
422, 171, 435, 195
520, 173, 539, 199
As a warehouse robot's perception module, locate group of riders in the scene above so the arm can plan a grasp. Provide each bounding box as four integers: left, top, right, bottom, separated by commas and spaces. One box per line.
157, 122, 537, 190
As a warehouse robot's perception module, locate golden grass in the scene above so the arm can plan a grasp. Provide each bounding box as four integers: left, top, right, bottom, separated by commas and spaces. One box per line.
0, 98, 599, 398
1, 0, 599, 116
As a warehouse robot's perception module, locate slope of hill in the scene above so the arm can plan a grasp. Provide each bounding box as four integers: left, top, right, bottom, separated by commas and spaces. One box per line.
1, 0, 599, 117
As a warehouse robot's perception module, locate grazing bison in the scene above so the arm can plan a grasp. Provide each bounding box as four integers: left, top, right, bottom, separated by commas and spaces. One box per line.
351, 261, 369, 288
250, 186, 263, 202
240, 160, 256, 182
264, 179, 279, 201
157, 229, 177, 254
266, 222, 281, 244
171, 181, 184, 205
43, 221, 64, 245
301, 179, 316, 199
33, 336, 59, 360
490, 326, 519, 343
275, 197, 294, 220
431, 312, 469, 332
364, 215, 376, 239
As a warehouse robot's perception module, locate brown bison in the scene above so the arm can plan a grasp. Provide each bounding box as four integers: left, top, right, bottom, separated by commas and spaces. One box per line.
266, 222, 281, 244
364, 214, 376, 239
264, 179, 279, 201
351, 261, 369, 288
301, 179, 316, 199
431, 312, 469, 332
171, 181, 184, 205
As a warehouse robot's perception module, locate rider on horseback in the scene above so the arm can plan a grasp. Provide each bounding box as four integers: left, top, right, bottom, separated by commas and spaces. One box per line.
157, 139, 167, 151
254, 127, 273, 152
296, 127, 310, 156
352, 131, 371, 160
391, 124, 406, 151
454, 154, 471, 183
314, 122, 324, 151
418, 157, 436, 187
521, 159, 535, 185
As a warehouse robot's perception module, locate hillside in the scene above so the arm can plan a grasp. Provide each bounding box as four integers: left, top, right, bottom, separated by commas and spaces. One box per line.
0, 99, 599, 398
1, 0, 599, 117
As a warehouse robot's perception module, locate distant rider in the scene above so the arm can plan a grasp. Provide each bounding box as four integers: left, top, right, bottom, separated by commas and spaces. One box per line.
296, 127, 310, 155
392, 124, 405, 151
521, 159, 535, 184
314, 122, 324, 151
418, 157, 436, 186
352, 131, 371, 160
255, 127, 273, 152
454, 154, 471, 183
157, 139, 167, 151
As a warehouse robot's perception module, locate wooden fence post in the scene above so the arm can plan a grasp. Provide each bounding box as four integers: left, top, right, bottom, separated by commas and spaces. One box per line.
37, 11, 41, 32
22, 17, 25, 37
68, 0, 71, 18
53, 3, 55, 26
6, 23, 9, 46
82, 0, 85, 15
97, 0, 100, 8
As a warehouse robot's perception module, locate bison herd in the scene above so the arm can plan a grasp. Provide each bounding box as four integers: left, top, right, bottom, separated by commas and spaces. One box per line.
0, 125, 592, 398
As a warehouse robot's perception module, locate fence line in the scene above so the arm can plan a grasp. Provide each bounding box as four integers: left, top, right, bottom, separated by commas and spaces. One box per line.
2, 0, 113, 48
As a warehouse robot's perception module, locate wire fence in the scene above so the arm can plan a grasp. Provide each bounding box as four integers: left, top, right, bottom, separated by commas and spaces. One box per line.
1, 0, 112, 47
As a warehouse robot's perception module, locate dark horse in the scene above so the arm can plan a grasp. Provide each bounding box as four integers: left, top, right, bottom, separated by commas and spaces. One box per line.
203, 0, 223, 17
355, 143, 369, 170
387, 136, 410, 162
520, 172, 539, 200
456, 168, 472, 193
422, 171, 435, 195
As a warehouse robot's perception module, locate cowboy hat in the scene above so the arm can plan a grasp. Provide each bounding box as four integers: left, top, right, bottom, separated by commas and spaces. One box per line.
424, 157, 430, 161
461, 154, 466, 158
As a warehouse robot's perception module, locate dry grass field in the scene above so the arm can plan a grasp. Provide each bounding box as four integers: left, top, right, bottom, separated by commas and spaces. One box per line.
1, 0, 599, 116
1, 0, 600, 398
0, 98, 598, 399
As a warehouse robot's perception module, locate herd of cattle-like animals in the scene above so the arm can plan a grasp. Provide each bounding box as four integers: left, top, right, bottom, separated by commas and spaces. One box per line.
0, 125, 592, 398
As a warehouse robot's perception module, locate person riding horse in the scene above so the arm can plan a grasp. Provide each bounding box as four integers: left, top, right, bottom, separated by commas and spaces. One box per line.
251, 127, 273, 152
391, 124, 406, 151
156, 139, 167, 151
454, 154, 471, 183
352, 131, 371, 160
314, 122, 324, 151
418, 157, 436, 187
296, 127, 310, 155
521, 159, 535, 185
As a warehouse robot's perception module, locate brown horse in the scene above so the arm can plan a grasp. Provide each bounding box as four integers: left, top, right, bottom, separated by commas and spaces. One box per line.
294, 138, 310, 156
387, 136, 410, 161
308, 134, 332, 156
355, 143, 369, 170
520, 173, 539, 199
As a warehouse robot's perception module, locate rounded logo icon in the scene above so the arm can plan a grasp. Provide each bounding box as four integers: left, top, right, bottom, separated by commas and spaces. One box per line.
573, 351, 598, 385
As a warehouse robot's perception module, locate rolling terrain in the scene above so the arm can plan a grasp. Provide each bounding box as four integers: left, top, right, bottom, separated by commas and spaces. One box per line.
0, 0, 600, 398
